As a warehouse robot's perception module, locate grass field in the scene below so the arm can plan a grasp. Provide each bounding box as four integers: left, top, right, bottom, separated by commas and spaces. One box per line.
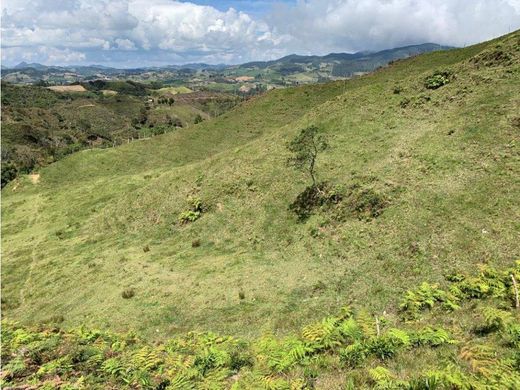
47, 85, 88, 92
2, 30, 519, 346
154, 86, 193, 95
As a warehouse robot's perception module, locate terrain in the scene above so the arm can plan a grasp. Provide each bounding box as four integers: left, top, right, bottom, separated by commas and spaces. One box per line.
0, 81, 240, 187
2, 43, 451, 90
1, 31, 519, 388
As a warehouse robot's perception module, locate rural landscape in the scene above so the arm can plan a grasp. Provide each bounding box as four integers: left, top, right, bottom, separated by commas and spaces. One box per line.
1, 0, 520, 389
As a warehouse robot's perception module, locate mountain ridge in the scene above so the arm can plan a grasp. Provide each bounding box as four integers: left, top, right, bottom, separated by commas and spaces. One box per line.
4, 43, 452, 72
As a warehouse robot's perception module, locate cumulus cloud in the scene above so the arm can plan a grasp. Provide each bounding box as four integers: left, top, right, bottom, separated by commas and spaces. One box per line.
1, 0, 519, 67
269, 0, 520, 54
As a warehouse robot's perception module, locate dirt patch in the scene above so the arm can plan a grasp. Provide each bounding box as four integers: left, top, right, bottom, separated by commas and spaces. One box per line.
29, 173, 40, 184
48, 85, 87, 92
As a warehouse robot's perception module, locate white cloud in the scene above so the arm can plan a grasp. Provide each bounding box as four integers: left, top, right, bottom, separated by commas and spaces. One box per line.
1, 0, 519, 67
268, 0, 520, 54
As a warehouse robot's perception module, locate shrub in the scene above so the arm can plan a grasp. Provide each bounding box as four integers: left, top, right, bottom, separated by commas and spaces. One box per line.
1, 162, 18, 188
179, 197, 205, 224
340, 343, 367, 367
424, 70, 453, 89
122, 288, 136, 299
289, 182, 341, 221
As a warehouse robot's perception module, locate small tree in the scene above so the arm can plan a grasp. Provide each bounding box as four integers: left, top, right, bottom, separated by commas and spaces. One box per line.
287, 125, 328, 187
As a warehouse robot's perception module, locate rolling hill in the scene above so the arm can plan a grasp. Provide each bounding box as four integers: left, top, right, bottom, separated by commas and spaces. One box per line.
0, 81, 240, 187
1, 30, 519, 389
1, 43, 451, 87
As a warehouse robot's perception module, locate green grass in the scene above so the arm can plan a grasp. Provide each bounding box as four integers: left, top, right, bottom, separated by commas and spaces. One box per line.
2, 31, 519, 344
2, 262, 519, 389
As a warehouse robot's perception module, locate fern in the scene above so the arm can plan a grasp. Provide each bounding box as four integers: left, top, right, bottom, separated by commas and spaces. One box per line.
339, 342, 367, 367
101, 357, 125, 377
356, 309, 378, 337
337, 317, 364, 342
167, 373, 196, 390
301, 316, 340, 350
400, 282, 459, 319
480, 306, 513, 332
459, 344, 497, 377
411, 327, 454, 347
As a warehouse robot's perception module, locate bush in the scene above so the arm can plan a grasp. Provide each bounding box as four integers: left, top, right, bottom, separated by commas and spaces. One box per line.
424, 70, 452, 90
122, 288, 135, 299
1, 162, 18, 188
179, 197, 205, 224
289, 182, 341, 221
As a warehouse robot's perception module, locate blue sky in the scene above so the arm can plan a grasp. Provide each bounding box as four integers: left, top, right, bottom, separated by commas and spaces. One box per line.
2, 0, 520, 67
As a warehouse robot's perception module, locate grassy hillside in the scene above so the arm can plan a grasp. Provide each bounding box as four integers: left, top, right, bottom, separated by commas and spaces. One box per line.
2, 262, 519, 389
0, 83, 240, 187
2, 29, 519, 352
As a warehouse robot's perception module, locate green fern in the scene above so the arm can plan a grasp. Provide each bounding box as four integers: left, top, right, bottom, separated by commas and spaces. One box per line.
480, 306, 513, 332
411, 327, 454, 347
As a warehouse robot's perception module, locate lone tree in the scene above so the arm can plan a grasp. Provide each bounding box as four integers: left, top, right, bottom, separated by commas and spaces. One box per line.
287, 125, 328, 187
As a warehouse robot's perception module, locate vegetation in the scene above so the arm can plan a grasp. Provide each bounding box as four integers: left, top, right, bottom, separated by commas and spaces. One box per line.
178, 197, 205, 224
0, 83, 239, 187
2, 43, 451, 89
2, 263, 519, 389
287, 125, 328, 187
1, 29, 519, 390
424, 70, 453, 90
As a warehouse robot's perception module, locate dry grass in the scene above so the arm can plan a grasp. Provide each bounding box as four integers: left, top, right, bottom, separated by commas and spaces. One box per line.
47, 85, 87, 92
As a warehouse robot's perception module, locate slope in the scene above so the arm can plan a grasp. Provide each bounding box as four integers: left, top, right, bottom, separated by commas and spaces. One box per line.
1, 31, 519, 342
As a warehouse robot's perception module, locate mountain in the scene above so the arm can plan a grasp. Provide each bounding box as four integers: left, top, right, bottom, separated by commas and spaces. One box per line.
1, 43, 452, 85
1, 30, 519, 388
13, 61, 49, 70
238, 43, 453, 77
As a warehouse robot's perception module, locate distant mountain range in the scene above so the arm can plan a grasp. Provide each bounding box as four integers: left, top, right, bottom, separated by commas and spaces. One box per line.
1, 43, 453, 85
238, 43, 453, 76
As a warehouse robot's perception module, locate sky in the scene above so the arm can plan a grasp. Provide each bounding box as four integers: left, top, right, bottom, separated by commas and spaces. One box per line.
1, 0, 520, 68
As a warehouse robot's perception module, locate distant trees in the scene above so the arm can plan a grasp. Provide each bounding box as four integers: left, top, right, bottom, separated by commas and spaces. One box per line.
157, 97, 175, 106
287, 125, 328, 187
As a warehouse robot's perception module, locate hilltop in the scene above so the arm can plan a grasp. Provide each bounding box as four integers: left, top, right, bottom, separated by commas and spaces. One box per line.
2, 27, 519, 340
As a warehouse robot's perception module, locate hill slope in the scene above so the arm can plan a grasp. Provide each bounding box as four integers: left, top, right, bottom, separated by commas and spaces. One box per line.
2, 30, 519, 346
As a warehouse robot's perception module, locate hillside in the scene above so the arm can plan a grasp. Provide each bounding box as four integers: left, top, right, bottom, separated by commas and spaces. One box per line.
0, 82, 240, 187
2, 25, 519, 374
